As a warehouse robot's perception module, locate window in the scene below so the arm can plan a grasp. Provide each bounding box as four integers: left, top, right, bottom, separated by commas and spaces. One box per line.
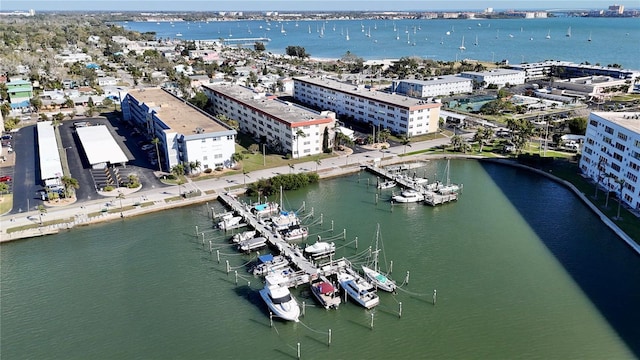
590, 119, 599, 127
604, 126, 614, 135
617, 132, 628, 141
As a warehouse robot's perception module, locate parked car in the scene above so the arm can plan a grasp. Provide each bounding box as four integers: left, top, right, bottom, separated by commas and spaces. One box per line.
1, 134, 12, 140
141, 144, 154, 151
0, 175, 13, 182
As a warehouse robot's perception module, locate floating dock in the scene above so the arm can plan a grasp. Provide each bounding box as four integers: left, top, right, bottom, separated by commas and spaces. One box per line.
365, 165, 459, 206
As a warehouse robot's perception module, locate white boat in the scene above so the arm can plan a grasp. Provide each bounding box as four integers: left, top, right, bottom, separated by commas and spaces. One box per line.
566, 26, 571, 37
282, 226, 308, 241
588, 32, 592, 42
346, 28, 349, 41
238, 237, 267, 252
546, 29, 551, 39
310, 275, 341, 309
251, 202, 279, 216
361, 224, 397, 293
175, 33, 183, 37
377, 180, 396, 190
259, 274, 300, 322
392, 189, 425, 203
436, 159, 461, 195
251, 254, 290, 276
474, 35, 478, 46
270, 211, 300, 231
231, 230, 257, 243
218, 216, 243, 230
304, 239, 335, 258
337, 268, 379, 309
459, 36, 466, 50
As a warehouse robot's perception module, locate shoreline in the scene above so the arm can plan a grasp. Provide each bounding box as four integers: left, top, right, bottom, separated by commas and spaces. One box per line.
1, 153, 638, 256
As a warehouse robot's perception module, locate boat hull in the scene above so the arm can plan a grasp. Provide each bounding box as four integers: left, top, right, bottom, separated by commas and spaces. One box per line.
362, 266, 397, 293
259, 288, 300, 322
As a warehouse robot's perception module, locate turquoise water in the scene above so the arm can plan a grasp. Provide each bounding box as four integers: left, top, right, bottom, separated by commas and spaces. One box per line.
121, 17, 640, 69
2, 160, 638, 359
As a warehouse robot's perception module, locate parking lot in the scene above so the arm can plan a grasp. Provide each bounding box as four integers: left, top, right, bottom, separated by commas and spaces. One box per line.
6, 115, 168, 215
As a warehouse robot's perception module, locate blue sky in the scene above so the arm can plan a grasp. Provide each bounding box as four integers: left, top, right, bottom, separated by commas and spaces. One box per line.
1, 0, 635, 12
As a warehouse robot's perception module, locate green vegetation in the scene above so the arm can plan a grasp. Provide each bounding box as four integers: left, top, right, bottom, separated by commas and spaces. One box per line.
246, 172, 320, 197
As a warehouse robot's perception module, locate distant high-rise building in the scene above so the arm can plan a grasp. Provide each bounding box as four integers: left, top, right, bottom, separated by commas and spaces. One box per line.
608, 4, 624, 14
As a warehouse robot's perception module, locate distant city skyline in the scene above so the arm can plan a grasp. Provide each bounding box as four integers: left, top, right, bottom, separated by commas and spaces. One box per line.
1, 0, 636, 12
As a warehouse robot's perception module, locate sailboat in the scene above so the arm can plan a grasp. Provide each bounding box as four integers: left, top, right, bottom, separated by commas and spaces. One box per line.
546, 29, 551, 39
588, 32, 592, 42
435, 159, 461, 195
280, 24, 286, 34
361, 224, 397, 293
308, 25, 311, 34
345, 28, 349, 41
319, 26, 324, 38
474, 34, 478, 46
566, 26, 571, 37
396, 30, 400, 40
366, 27, 371, 38
459, 36, 466, 50
496, 29, 499, 39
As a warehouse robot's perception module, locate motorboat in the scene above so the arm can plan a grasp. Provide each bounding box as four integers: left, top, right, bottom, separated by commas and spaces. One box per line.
251, 254, 290, 276
251, 202, 279, 217
377, 180, 396, 190
231, 230, 257, 243
218, 216, 243, 230
270, 211, 300, 231
304, 240, 335, 258
259, 274, 300, 322
238, 237, 267, 252
337, 268, 379, 309
362, 266, 397, 293
282, 226, 308, 241
392, 189, 425, 203
310, 275, 341, 309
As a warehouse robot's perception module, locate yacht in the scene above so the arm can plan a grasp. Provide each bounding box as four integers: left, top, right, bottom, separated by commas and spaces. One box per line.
337, 268, 379, 309
392, 189, 425, 203
304, 240, 335, 258
251, 254, 290, 276
259, 274, 300, 322
238, 237, 267, 252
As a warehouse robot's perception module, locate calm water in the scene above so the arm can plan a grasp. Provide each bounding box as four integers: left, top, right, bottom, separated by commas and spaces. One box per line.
121, 17, 640, 69
2, 160, 639, 359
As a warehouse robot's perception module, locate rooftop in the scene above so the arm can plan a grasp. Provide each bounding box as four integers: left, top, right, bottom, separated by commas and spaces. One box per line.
203, 84, 334, 127
295, 76, 441, 110
127, 88, 230, 134
593, 111, 640, 134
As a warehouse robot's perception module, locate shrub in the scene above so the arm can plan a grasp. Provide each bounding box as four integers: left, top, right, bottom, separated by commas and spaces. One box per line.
204, 168, 213, 174
103, 185, 114, 192
215, 166, 224, 171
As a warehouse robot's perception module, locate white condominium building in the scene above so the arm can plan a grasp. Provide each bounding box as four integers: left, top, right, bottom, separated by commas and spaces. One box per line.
293, 77, 441, 137
391, 76, 473, 98
460, 68, 526, 88
579, 112, 640, 210
203, 84, 336, 159
122, 88, 237, 172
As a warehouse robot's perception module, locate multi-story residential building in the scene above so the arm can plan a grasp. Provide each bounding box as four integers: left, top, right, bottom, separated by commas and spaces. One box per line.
390, 76, 473, 98
202, 84, 336, 159
6, 79, 32, 109
459, 69, 526, 88
293, 77, 441, 137
121, 88, 237, 172
579, 111, 640, 210
509, 60, 640, 81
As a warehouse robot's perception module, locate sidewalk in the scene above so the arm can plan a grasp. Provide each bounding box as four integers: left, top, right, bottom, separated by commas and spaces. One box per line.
0, 135, 463, 242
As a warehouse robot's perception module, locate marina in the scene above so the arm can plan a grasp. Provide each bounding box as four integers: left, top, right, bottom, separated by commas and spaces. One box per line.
2, 160, 639, 359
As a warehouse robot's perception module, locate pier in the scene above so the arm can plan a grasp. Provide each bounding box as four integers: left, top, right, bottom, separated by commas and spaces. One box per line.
217, 193, 349, 287
365, 164, 460, 206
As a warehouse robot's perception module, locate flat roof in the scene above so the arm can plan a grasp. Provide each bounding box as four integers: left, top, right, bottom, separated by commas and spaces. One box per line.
593, 112, 640, 134
204, 84, 333, 127
397, 75, 472, 86
36, 122, 63, 181
295, 77, 441, 110
76, 125, 129, 165
127, 88, 230, 134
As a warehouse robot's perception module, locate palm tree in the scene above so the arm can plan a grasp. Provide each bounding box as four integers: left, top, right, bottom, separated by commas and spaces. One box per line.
615, 177, 626, 220
117, 191, 125, 218
450, 134, 463, 152
231, 152, 244, 167
295, 129, 307, 159
315, 157, 322, 172
37, 204, 47, 225
188, 160, 202, 174
151, 137, 162, 172
171, 163, 186, 196
400, 136, 411, 155
60, 175, 79, 199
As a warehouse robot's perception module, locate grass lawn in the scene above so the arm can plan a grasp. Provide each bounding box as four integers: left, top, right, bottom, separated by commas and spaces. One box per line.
0, 194, 13, 214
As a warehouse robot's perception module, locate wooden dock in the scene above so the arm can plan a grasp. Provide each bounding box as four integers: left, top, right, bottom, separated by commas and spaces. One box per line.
365, 165, 459, 206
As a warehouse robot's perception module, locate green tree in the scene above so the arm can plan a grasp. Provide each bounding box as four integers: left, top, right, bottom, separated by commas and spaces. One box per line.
254, 42, 266, 51
400, 136, 412, 155
232, 152, 244, 166
285, 45, 309, 58
30, 96, 43, 112
171, 163, 186, 195
0, 102, 10, 118
567, 117, 587, 135
0, 182, 9, 195
450, 134, 463, 152
61, 176, 79, 199
37, 204, 47, 225
295, 129, 307, 158
188, 91, 209, 110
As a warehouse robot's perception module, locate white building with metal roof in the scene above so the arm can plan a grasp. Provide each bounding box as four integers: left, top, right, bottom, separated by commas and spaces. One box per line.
36, 121, 64, 186
460, 68, 526, 88
75, 126, 129, 169
391, 76, 473, 98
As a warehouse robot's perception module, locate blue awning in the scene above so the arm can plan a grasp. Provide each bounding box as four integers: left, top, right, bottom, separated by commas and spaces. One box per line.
258, 254, 274, 263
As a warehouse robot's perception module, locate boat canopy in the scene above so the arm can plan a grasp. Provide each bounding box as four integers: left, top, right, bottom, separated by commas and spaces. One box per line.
258, 254, 274, 263
318, 282, 335, 295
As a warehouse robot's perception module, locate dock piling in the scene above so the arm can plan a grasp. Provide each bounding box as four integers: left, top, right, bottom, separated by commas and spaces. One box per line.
405, 271, 410, 285
433, 289, 437, 305
389, 260, 393, 273
328, 329, 332, 347
302, 301, 305, 317
195, 225, 199, 237
269, 312, 273, 327
226, 260, 230, 274
216, 250, 220, 263
399, 302, 402, 318
370, 313, 375, 329
297, 342, 301, 359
